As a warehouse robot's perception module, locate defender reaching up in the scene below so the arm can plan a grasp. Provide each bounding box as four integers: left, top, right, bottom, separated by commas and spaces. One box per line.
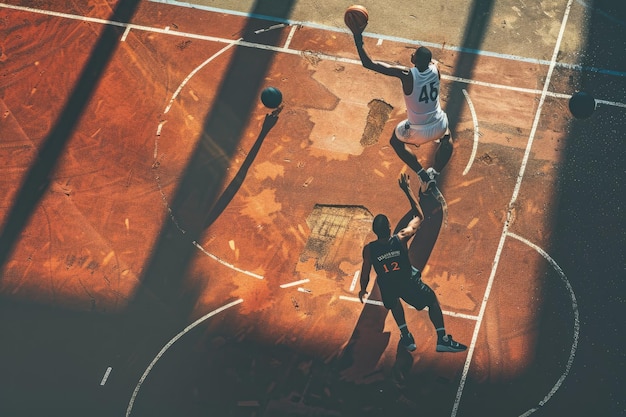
359, 174, 466, 353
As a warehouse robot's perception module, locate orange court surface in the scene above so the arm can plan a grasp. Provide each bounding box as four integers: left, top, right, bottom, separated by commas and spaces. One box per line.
0, 1, 625, 416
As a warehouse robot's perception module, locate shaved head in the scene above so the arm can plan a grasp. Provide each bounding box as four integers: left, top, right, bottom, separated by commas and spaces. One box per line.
373, 214, 391, 238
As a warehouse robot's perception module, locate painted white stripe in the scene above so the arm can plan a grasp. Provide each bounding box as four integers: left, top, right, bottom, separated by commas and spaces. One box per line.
280, 278, 309, 288
154, 120, 167, 159
192, 241, 264, 279
451, 1, 575, 416
409, 304, 479, 320
126, 299, 243, 417
147, 0, 626, 78
283, 24, 297, 50
349, 270, 360, 292
438, 310, 479, 321
163, 39, 241, 114
121, 25, 132, 42
461, 89, 479, 176
297, 287, 312, 294
339, 295, 476, 319
254, 23, 286, 34
100, 367, 112, 386
339, 295, 384, 306
3, 3, 624, 107
507, 232, 579, 416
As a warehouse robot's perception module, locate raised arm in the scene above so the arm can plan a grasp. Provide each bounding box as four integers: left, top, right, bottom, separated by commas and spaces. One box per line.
353, 33, 409, 79
396, 173, 424, 242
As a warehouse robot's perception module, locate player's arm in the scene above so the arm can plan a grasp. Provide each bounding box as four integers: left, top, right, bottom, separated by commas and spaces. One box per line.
432, 59, 441, 81
358, 244, 373, 303
396, 173, 424, 242
353, 33, 408, 79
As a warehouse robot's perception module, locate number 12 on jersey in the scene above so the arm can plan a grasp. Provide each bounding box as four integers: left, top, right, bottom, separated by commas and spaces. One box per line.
382, 261, 401, 273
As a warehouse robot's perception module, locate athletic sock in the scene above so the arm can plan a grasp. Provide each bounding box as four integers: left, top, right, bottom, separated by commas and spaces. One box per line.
417, 168, 431, 184
399, 324, 410, 336
435, 327, 446, 339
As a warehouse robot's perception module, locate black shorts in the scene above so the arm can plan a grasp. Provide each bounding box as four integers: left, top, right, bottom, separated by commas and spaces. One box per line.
378, 272, 437, 310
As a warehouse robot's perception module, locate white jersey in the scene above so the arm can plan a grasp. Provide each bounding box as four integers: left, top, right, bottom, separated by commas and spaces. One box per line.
395, 64, 448, 145
403, 64, 445, 125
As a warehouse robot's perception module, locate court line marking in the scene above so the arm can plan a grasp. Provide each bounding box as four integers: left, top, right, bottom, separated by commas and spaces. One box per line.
2, 2, 588, 412
192, 241, 264, 279
339, 296, 479, 321
507, 232, 580, 417
154, 40, 241, 159
283, 24, 298, 49
349, 270, 360, 292
100, 366, 112, 386
163, 38, 242, 115
280, 278, 310, 288
451, 1, 575, 416
461, 89, 479, 176
149, 0, 626, 78
126, 299, 243, 417
2, 2, 624, 108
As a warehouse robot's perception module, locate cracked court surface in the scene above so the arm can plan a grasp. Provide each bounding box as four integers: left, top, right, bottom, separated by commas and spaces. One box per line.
0, 1, 624, 416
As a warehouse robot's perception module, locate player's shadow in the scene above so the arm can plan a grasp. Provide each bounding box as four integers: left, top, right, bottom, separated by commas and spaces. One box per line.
203, 108, 282, 229
334, 193, 444, 383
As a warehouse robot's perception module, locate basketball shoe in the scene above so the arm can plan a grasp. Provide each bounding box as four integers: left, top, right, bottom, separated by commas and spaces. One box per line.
436, 334, 467, 352
400, 332, 417, 352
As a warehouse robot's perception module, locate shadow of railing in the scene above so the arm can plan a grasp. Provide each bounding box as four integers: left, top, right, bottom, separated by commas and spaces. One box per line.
0, 0, 142, 274
0, 2, 296, 416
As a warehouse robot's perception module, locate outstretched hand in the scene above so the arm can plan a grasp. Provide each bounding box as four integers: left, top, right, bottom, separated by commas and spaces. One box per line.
398, 172, 412, 193
261, 105, 283, 133
358, 289, 368, 303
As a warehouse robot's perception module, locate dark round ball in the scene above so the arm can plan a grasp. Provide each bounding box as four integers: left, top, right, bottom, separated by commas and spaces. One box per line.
568, 91, 596, 119
261, 87, 283, 109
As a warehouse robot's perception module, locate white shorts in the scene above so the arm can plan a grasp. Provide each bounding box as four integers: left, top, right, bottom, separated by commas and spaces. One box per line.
394, 114, 449, 146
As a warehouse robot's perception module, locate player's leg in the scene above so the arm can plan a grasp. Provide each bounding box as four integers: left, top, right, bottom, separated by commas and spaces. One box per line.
426, 114, 452, 188
405, 277, 467, 352
386, 297, 417, 352
432, 131, 453, 174
426, 293, 467, 353
390, 132, 424, 173
389, 132, 433, 194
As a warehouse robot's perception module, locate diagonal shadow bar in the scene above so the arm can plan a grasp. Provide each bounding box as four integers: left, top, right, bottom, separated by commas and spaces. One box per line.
444, 0, 495, 135
126, 0, 296, 314
0, 0, 142, 273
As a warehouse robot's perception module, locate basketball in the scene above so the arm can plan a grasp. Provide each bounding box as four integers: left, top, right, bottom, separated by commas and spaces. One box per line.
261, 87, 283, 109
344, 5, 369, 34
568, 91, 596, 119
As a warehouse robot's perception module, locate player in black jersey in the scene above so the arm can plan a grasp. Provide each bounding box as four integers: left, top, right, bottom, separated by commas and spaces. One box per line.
359, 173, 466, 353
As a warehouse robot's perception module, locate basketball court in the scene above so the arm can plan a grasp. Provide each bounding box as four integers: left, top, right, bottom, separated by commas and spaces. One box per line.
0, 0, 624, 416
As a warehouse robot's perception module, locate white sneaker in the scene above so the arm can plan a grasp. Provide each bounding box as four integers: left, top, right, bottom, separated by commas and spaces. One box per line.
422, 168, 439, 194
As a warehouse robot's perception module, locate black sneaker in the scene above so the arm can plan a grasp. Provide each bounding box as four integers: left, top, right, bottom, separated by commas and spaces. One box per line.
400, 332, 417, 352
436, 334, 467, 352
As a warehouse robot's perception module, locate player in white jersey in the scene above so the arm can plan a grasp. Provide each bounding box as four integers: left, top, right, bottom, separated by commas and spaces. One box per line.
353, 33, 453, 193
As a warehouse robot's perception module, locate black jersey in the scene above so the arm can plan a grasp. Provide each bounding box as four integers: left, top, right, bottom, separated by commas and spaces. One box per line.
367, 235, 413, 282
